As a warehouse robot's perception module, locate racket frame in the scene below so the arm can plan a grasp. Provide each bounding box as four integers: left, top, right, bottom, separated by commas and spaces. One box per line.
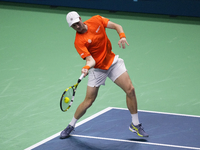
60, 73, 84, 112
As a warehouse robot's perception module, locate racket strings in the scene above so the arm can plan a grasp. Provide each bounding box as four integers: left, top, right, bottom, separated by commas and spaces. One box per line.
61, 87, 74, 111
60, 80, 81, 112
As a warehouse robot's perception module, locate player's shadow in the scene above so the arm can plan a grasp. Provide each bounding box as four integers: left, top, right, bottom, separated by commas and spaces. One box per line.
65, 136, 148, 150
66, 136, 103, 150
127, 138, 148, 142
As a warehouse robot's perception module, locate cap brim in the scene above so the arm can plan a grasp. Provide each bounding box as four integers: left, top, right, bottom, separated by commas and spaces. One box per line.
69, 18, 80, 27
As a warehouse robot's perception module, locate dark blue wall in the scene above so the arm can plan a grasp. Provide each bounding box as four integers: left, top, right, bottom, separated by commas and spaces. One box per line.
1, 0, 200, 17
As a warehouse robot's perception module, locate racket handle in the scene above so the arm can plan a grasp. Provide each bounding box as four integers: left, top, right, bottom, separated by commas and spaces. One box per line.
78, 73, 85, 82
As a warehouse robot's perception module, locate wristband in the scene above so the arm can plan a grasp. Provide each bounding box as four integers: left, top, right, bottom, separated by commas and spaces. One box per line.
82, 65, 90, 70
119, 32, 126, 39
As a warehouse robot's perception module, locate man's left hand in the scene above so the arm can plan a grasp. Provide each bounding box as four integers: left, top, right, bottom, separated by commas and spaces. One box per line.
118, 38, 129, 49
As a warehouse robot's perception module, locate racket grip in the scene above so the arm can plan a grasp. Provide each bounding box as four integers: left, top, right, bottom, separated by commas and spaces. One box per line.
79, 73, 85, 81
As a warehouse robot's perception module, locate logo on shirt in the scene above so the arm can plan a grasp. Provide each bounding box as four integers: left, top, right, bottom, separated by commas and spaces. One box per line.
81, 53, 84, 56
88, 39, 92, 43
96, 25, 101, 33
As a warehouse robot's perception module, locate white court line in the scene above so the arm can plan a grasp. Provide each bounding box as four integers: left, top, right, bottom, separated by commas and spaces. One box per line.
24, 107, 200, 150
71, 134, 200, 150
111, 107, 200, 118
24, 107, 112, 150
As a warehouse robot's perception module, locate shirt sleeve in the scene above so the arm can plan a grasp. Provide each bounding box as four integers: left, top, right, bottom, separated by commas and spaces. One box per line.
96, 15, 110, 28
75, 41, 91, 60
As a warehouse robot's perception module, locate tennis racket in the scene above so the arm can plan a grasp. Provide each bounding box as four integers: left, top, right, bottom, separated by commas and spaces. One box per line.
60, 73, 84, 112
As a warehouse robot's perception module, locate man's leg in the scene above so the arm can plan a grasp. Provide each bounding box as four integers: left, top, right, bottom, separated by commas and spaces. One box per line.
74, 86, 99, 120
114, 71, 149, 137
60, 86, 99, 139
114, 71, 137, 114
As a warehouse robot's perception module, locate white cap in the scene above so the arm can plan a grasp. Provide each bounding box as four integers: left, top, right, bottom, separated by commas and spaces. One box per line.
66, 11, 80, 27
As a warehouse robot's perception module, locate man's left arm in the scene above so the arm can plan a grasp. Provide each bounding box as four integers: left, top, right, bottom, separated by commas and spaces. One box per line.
106, 21, 129, 49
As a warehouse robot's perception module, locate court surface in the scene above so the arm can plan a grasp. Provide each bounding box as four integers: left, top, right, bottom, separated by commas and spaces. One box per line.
1, 2, 200, 150
25, 107, 200, 150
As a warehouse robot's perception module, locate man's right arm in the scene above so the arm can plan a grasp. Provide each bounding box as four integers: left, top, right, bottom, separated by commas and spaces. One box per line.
82, 55, 96, 76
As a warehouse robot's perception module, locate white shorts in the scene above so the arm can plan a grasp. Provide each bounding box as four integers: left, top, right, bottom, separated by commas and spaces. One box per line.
88, 55, 127, 87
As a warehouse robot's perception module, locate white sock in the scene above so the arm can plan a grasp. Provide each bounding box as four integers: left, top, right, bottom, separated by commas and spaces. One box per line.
69, 117, 78, 127
131, 113, 140, 126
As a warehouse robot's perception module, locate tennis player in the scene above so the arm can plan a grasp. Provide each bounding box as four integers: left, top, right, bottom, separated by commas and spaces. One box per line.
60, 11, 149, 139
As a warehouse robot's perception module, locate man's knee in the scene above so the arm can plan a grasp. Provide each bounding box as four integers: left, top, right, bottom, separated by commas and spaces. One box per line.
83, 97, 95, 109
126, 85, 136, 97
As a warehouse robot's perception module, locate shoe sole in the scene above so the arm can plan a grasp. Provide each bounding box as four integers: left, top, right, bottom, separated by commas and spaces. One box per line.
60, 134, 71, 139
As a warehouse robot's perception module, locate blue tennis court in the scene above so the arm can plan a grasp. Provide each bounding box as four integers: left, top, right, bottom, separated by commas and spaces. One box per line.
25, 107, 200, 150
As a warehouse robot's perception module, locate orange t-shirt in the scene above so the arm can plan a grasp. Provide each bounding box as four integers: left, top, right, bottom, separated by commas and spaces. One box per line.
74, 15, 115, 70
